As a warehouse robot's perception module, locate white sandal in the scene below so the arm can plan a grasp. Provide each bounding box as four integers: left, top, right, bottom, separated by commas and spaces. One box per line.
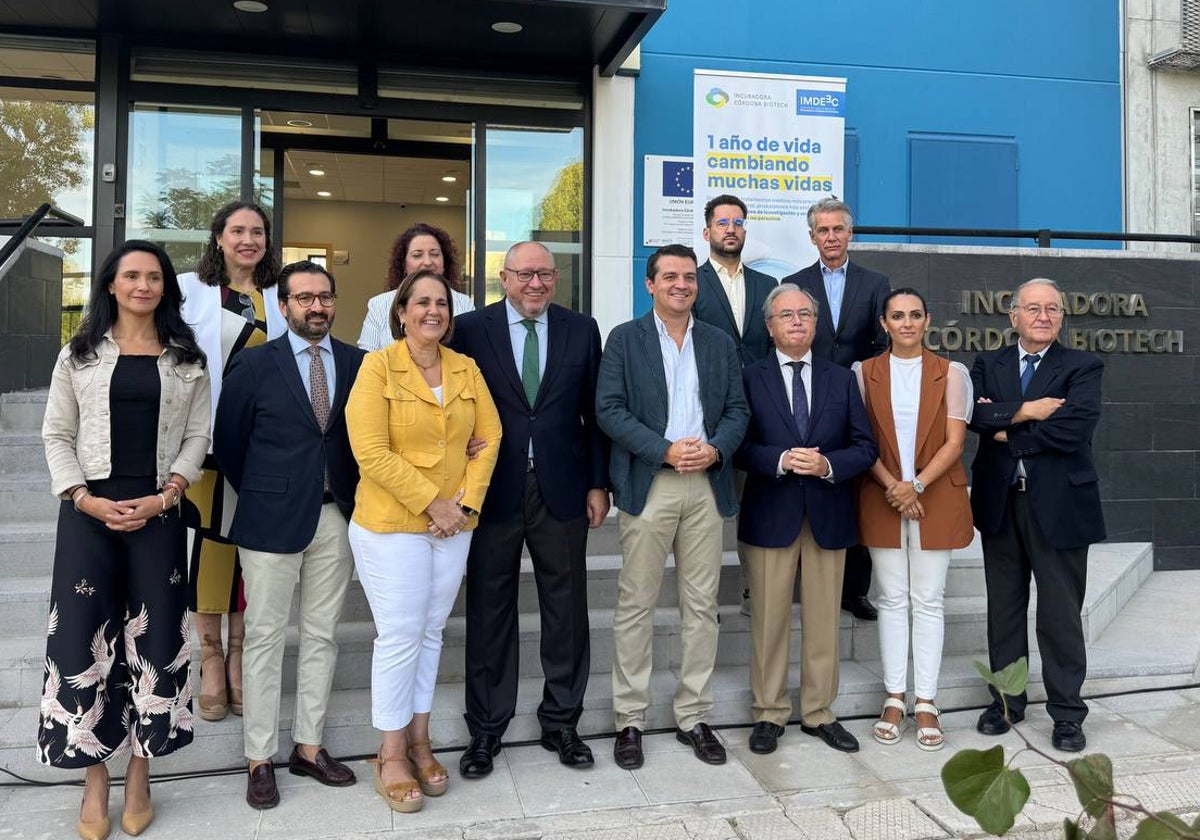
872, 697, 907, 745
914, 702, 945, 751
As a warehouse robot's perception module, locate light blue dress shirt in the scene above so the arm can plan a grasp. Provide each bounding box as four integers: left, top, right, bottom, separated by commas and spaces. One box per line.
654, 312, 707, 444
821, 261, 847, 330
287, 329, 336, 402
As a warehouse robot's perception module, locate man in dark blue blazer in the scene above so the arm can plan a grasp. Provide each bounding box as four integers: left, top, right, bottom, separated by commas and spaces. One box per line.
969, 277, 1105, 754
449, 241, 610, 777
213, 261, 365, 809
735, 284, 877, 755
782, 197, 890, 622
596, 244, 749, 770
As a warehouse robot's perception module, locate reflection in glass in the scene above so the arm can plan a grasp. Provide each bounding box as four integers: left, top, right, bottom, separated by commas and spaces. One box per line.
485, 126, 583, 310
0, 94, 94, 224
34, 237, 91, 344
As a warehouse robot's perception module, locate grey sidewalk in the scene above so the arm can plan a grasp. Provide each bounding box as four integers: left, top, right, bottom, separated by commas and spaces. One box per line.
4, 686, 1200, 840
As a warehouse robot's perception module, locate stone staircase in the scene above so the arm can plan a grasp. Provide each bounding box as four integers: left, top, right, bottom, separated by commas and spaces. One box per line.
0, 389, 1167, 779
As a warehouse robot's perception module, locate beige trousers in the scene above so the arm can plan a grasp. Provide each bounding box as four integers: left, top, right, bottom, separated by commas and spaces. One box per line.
743, 519, 844, 727
240, 503, 354, 761
611, 471, 725, 731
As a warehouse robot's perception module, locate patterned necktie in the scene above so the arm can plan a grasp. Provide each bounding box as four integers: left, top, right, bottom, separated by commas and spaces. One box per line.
1020, 353, 1039, 395
309, 346, 331, 491
521, 319, 540, 406
787, 360, 809, 438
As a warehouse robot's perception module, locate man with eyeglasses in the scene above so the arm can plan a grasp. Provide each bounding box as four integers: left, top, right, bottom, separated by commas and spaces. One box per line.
450, 241, 610, 778
213, 260, 366, 808
968, 277, 1105, 754
736, 284, 876, 755
782, 197, 891, 623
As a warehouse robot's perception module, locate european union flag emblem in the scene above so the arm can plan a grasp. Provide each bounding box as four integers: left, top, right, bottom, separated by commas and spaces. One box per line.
663, 161, 693, 197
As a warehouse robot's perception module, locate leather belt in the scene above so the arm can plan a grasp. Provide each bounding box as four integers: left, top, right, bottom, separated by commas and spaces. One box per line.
1012, 476, 1028, 493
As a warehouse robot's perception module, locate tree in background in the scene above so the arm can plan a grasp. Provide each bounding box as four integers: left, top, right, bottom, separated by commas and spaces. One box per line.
0, 100, 92, 218
536, 160, 583, 232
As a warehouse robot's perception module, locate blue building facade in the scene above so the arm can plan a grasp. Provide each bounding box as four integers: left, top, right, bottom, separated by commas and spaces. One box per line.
631, 1, 1122, 313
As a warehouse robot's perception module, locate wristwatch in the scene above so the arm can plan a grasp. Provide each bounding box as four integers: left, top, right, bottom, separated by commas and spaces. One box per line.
459, 503, 479, 517
911, 478, 926, 494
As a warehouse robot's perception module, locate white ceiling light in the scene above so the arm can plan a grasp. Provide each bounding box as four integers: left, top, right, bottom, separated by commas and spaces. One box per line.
286, 119, 313, 127
441, 175, 457, 183
308, 169, 325, 176
491, 21, 522, 34
435, 196, 449, 202
233, 1, 269, 12
316, 190, 332, 198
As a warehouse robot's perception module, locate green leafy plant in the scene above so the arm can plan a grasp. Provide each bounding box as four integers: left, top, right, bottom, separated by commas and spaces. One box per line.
940, 659, 1200, 839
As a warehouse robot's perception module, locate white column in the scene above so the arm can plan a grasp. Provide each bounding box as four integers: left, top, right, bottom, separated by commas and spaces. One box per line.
592, 66, 637, 341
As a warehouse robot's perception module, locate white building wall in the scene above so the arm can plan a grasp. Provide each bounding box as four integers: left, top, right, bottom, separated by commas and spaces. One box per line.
591, 66, 636, 341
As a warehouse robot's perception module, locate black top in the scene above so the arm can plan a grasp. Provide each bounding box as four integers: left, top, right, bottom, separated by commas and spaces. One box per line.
109, 355, 161, 476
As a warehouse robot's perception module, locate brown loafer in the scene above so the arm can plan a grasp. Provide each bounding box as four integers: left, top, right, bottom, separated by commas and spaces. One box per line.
246, 763, 279, 810
675, 722, 726, 765
613, 726, 643, 770
287, 746, 356, 787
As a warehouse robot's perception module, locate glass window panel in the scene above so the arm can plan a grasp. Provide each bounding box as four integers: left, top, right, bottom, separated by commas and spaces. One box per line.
484, 126, 583, 310
0, 91, 94, 224
36, 236, 92, 344
127, 104, 247, 272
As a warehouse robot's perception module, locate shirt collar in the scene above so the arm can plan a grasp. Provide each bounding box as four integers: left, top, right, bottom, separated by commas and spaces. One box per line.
287, 329, 332, 357
710, 258, 743, 280
775, 347, 813, 367
653, 310, 693, 338
1016, 341, 1050, 360
505, 298, 547, 327
820, 260, 848, 276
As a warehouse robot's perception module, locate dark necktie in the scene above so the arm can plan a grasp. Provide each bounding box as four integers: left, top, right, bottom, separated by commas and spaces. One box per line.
787, 360, 809, 438
309, 346, 331, 491
521, 319, 540, 406
1020, 353, 1039, 395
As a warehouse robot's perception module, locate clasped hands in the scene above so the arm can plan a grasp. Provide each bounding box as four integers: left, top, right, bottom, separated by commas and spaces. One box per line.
781, 446, 829, 477
885, 480, 925, 520
78, 494, 166, 532
427, 489, 468, 539
664, 437, 719, 473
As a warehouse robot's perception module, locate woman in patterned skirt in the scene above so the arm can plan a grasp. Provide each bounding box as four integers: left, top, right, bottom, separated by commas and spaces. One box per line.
179, 201, 284, 721
41, 240, 210, 839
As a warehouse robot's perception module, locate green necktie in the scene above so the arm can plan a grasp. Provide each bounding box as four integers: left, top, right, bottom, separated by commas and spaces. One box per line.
521, 318, 540, 406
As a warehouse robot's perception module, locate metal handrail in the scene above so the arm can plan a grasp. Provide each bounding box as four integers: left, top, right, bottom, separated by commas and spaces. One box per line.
853, 225, 1200, 248
0, 203, 87, 276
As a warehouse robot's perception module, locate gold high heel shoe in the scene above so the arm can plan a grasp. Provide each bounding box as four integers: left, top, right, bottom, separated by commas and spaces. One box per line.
406, 739, 448, 797
77, 771, 111, 840
368, 749, 423, 813
197, 634, 229, 721
121, 797, 153, 836
226, 630, 244, 716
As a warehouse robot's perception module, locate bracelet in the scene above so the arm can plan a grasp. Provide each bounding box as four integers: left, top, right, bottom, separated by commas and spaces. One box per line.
158, 493, 168, 512
72, 489, 90, 511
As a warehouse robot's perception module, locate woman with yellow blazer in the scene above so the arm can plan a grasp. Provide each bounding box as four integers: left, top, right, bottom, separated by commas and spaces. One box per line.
854, 288, 973, 752
346, 270, 501, 813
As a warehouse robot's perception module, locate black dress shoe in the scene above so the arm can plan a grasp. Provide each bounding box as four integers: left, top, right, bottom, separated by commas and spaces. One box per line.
1051, 721, 1086, 752
675, 722, 726, 765
748, 721, 785, 755
246, 763, 280, 810
540, 727, 594, 768
287, 746, 357, 787
614, 726, 643, 769
841, 595, 878, 621
976, 704, 1025, 736
800, 720, 860, 753
459, 733, 502, 779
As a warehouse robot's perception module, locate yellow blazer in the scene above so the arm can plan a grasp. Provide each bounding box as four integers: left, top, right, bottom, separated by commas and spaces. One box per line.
347, 340, 502, 533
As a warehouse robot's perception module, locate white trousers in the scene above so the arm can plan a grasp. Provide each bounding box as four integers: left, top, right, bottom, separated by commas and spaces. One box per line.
869, 519, 952, 699
349, 523, 471, 732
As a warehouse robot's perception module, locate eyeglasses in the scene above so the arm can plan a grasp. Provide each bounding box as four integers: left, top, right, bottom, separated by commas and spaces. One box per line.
712, 218, 747, 230
236, 292, 256, 325
769, 309, 816, 323
288, 292, 337, 308
504, 268, 557, 284
1018, 304, 1063, 318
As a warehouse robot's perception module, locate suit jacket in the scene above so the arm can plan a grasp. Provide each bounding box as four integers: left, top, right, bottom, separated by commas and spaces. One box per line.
857, 351, 973, 550
213, 333, 365, 554
781, 260, 890, 368
596, 311, 749, 517
968, 341, 1105, 549
693, 261, 779, 367
735, 353, 877, 549
449, 301, 608, 523
345, 339, 502, 534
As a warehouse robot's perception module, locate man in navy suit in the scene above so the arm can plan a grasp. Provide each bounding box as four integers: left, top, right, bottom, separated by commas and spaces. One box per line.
597, 244, 749, 770
450, 241, 610, 777
782, 197, 890, 622
213, 261, 365, 809
736, 284, 877, 755
969, 277, 1105, 753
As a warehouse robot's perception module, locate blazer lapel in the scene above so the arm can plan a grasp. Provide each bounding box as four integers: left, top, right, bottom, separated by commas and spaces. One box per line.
806, 265, 837, 345
836, 263, 866, 337
995, 348, 1021, 401
764, 359, 801, 443
699, 262, 739, 336
807, 358, 831, 435
388, 344, 441, 405
637, 314, 669, 416
441, 351, 469, 406
327, 341, 352, 423
1024, 341, 1063, 398
914, 352, 945, 456
866, 356, 900, 462
484, 303, 529, 407
536, 305, 565, 405
271, 337, 322, 432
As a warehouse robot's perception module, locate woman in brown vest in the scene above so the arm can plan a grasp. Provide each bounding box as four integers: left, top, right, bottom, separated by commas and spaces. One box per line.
854, 289, 973, 751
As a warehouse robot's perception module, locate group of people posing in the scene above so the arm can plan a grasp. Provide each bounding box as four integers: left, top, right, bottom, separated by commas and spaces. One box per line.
38, 194, 1105, 839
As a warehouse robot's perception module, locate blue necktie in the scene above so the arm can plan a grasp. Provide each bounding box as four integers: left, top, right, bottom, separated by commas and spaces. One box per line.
788, 361, 809, 438
1020, 353, 1039, 395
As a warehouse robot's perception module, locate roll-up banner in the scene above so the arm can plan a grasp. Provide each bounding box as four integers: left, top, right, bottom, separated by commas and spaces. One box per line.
693, 69, 846, 278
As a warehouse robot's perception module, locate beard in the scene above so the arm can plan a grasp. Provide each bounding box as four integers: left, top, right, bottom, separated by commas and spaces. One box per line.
288, 310, 331, 340
708, 235, 744, 260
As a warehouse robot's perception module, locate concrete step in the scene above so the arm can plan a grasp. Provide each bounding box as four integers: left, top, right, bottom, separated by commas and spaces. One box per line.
0, 473, 58, 524
0, 390, 47, 432
0, 522, 56, 576
0, 432, 48, 475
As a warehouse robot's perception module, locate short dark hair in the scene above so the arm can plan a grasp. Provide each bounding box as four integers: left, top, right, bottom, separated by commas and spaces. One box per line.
882, 287, 927, 315
646, 244, 698, 281
703, 194, 747, 225
277, 260, 336, 301
389, 270, 456, 344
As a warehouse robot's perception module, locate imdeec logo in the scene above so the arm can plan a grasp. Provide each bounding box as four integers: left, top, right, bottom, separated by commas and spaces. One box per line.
705, 88, 729, 108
